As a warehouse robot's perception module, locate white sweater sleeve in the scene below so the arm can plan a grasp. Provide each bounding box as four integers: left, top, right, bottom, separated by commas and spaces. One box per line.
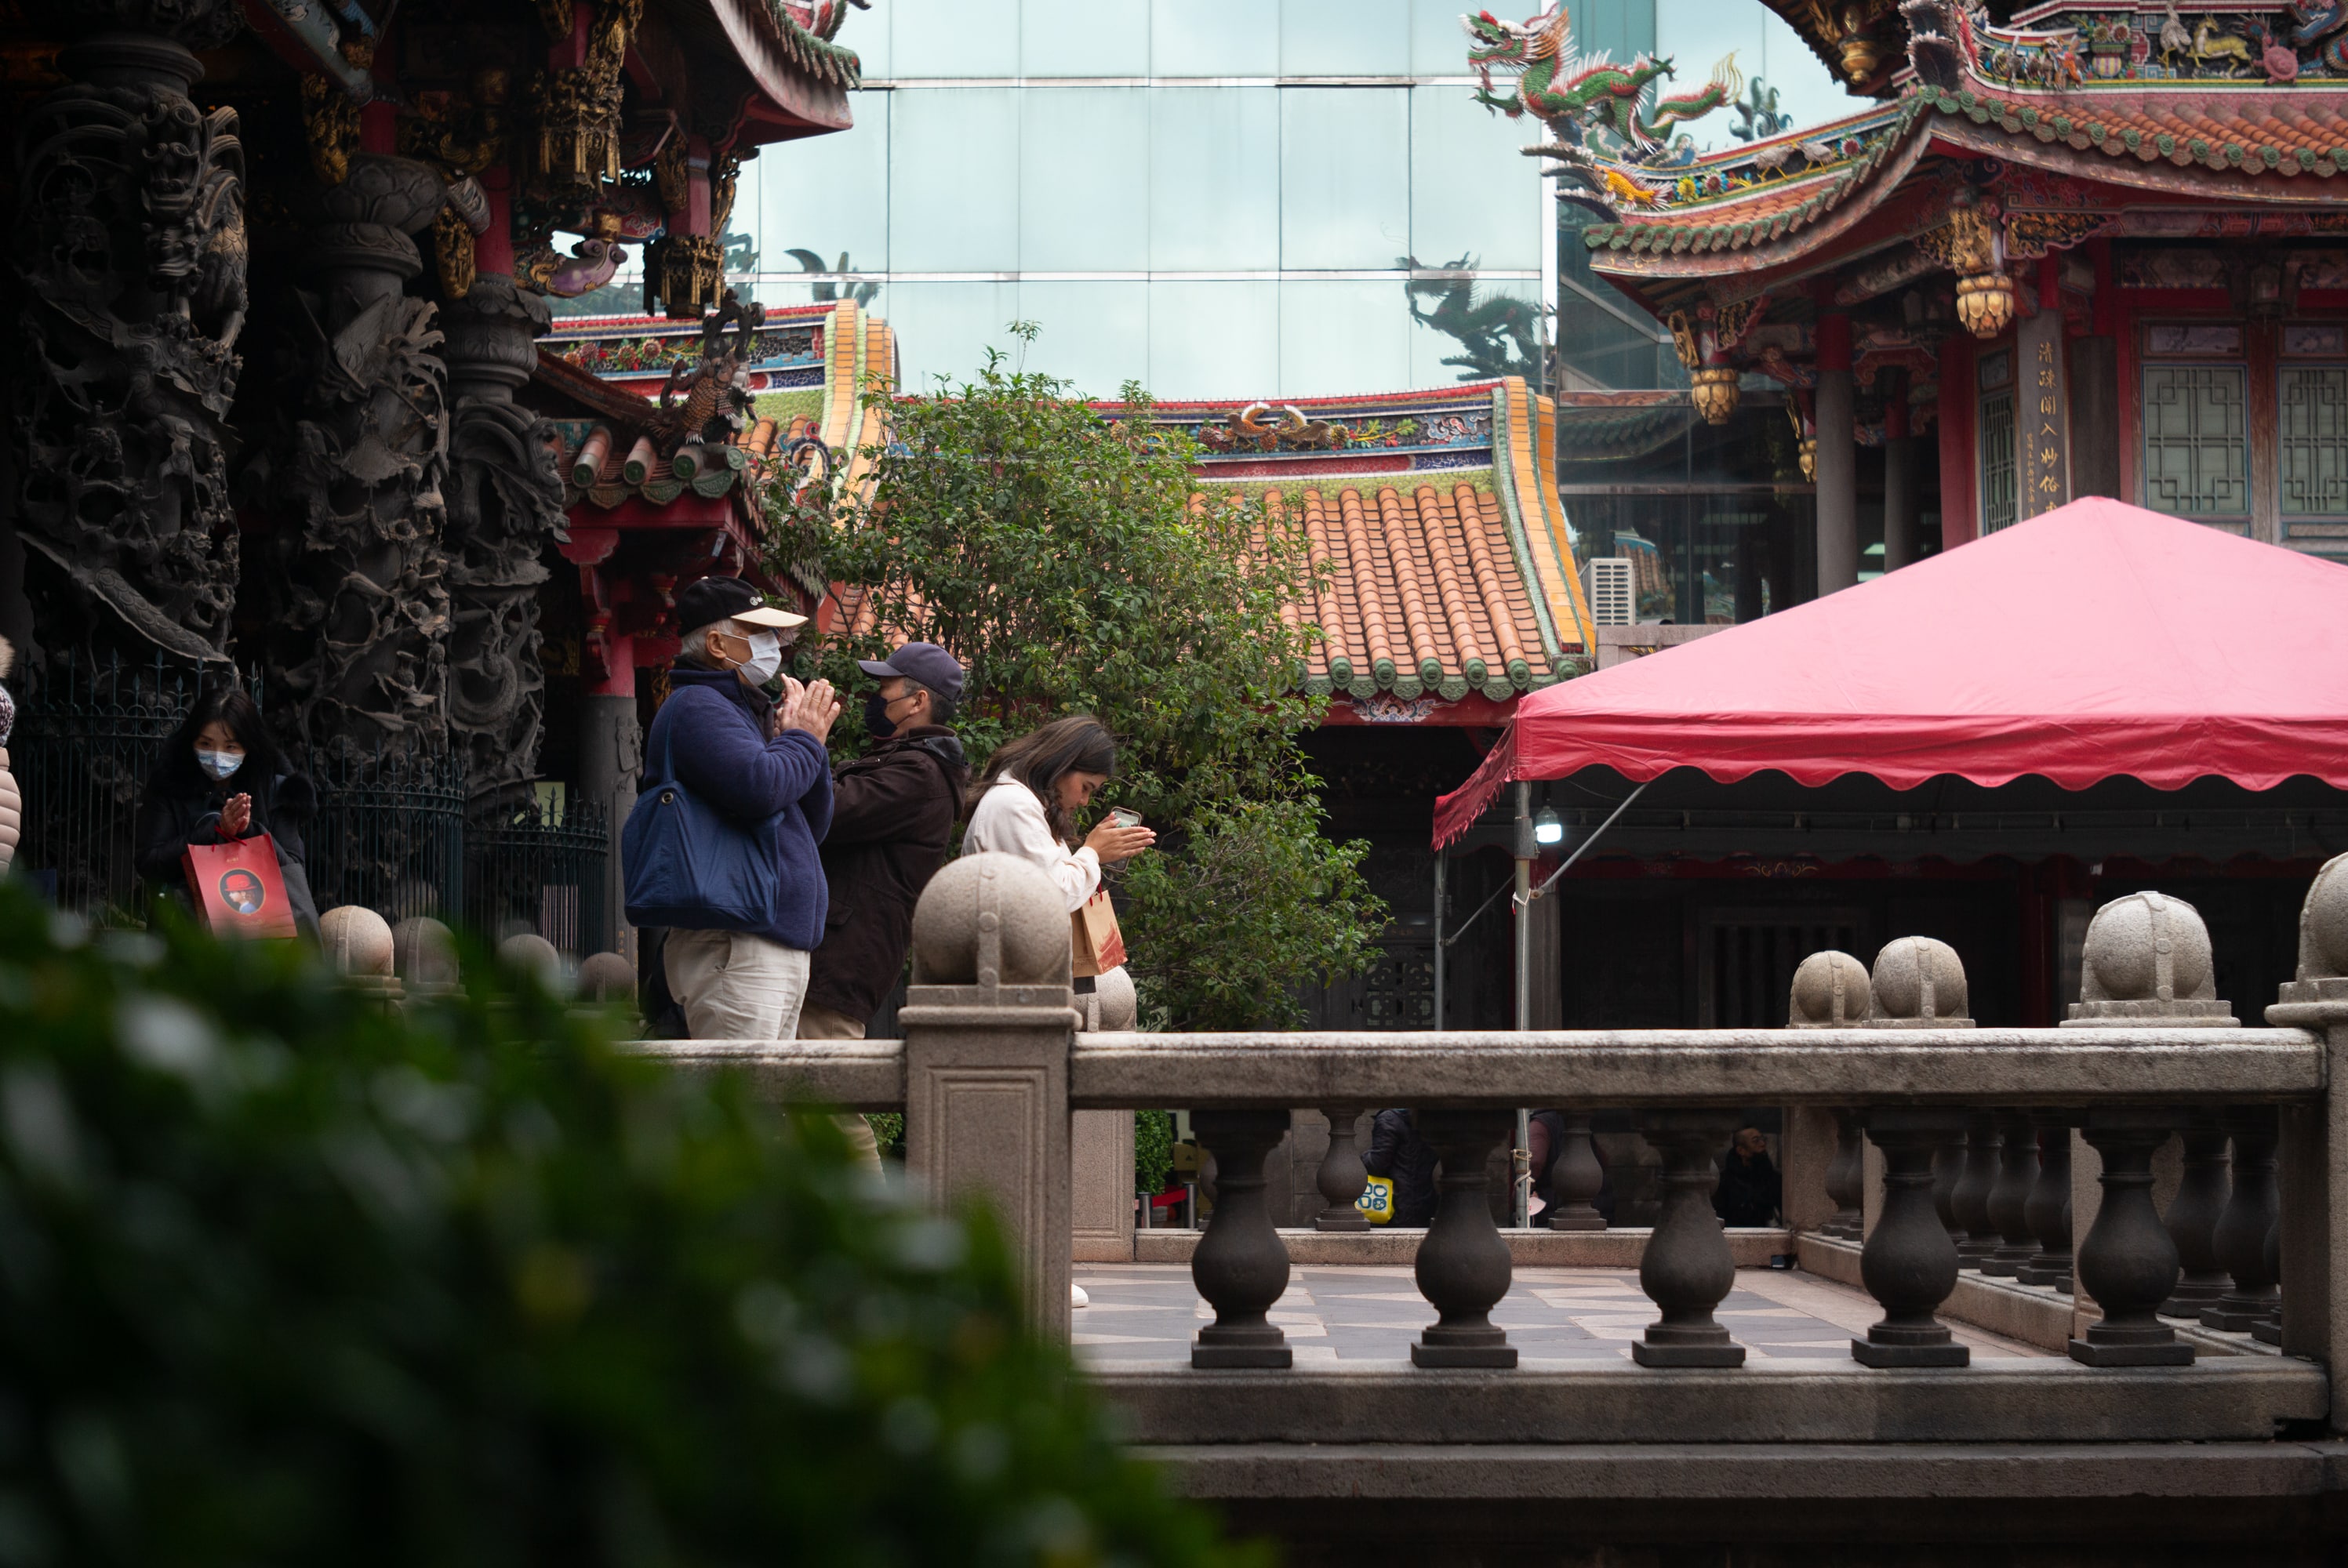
963, 779, 1101, 913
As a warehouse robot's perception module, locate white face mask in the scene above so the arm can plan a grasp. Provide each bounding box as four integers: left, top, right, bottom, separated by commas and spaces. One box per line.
196, 748, 243, 780
736, 631, 783, 685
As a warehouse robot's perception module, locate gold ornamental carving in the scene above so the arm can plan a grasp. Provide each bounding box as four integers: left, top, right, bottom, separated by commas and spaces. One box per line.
433, 206, 477, 299
402, 68, 511, 178
529, 0, 639, 187
1666, 310, 1702, 371
711, 146, 745, 234
300, 37, 372, 187
1691, 366, 1741, 424
652, 132, 689, 212
647, 231, 725, 318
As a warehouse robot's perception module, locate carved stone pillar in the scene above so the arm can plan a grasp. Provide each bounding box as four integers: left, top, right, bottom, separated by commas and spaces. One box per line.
1932, 1131, 1965, 1242
2016, 1109, 2077, 1291
2202, 1106, 2282, 1333
1852, 1112, 1968, 1367
2161, 1112, 2234, 1318
1981, 1112, 2041, 1276
1545, 1110, 1607, 1231
1411, 1109, 1517, 1369
1311, 1106, 1370, 1232
265, 153, 453, 760
2253, 1212, 2283, 1347
13, 10, 249, 667
1950, 1113, 2002, 1267
441, 273, 565, 802
1633, 1112, 1744, 1367
2070, 1108, 2193, 1366
1189, 1109, 1293, 1368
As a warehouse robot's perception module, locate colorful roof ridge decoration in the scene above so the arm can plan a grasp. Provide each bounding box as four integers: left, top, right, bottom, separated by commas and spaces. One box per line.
547, 412, 808, 510
540, 300, 834, 394
827, 379, 1594, 717
767, 0, 862, 89
1567, 1, 2348, 269
1150, 379, 1596, 705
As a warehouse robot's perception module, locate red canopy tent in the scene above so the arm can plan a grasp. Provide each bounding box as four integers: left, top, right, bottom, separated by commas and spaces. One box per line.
1434, 497, 2348, 847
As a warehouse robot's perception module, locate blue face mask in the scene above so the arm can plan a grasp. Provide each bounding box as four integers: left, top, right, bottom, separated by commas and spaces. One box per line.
196, 748, 243, 781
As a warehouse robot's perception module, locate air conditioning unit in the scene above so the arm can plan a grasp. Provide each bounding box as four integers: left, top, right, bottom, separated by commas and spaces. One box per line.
1585, 557, 1634, 626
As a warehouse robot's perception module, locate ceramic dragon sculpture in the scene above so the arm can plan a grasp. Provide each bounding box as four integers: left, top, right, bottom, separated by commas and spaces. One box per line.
1464, 6, 1739, 160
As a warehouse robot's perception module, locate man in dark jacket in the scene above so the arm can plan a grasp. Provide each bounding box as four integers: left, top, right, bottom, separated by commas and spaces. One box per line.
1714, 1126, 1783, 1227
1363, 1109, 1441, 1227
644, 575, 838, 1041
799, 641, 969, 1043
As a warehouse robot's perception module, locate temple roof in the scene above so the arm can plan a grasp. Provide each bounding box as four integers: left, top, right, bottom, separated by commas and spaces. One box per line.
1575, 1, 2348, 305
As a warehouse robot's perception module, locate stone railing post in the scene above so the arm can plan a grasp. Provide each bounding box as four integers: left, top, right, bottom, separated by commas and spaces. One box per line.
900, 855, 1080, 1339
1312, 1106, 1371, 1232
2269, 852, 2348, 1430
1852, 1111, 1968, 1367
1633, 1112, 1744, 1367
2059, 891, 2238, 1366
1786, 949, 1871, 1244
1412, 1109, 1518, 1368
2202, 1106, 2281, 1333
1190, 1109, 1295, 1367
1545, 1111, 1608, 1231
2161, 1112, 2234, 1317
2017, 1109, 2078, 1292
322, 906, 405, 1012
1950, 1114, 2003, 1268
1982, 1111, 2041, 1276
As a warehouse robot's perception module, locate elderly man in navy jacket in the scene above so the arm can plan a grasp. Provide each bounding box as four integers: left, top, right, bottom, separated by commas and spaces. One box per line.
650, 575, 841, 1040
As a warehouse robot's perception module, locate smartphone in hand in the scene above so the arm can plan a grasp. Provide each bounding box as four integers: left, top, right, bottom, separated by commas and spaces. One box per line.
1108, 807, 1143, 829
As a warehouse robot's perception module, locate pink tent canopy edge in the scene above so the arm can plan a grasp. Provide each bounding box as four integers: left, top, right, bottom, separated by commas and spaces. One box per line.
1433, 497, 2348, 848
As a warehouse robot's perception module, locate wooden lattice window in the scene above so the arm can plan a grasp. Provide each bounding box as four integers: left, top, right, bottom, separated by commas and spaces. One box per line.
2279, 365, 2348, 518
1978, 390, 2017, 534
2142, 365, 2250, 517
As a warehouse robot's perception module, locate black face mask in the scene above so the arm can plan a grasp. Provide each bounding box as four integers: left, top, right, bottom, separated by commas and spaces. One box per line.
864, 694, 898, 739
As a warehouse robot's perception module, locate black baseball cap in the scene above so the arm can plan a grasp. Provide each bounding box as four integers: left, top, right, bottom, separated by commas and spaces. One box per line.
857, 641, 965, 701
673, 575, 807, 633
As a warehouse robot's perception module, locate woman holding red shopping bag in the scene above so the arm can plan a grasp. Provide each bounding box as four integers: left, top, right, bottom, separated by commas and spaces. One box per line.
135, 684, 322, 939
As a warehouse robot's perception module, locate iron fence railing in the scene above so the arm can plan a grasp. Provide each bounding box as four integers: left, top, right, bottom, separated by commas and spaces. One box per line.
11, 653, 231, 922
464, 796, 611, 957
301, 748, 470, 928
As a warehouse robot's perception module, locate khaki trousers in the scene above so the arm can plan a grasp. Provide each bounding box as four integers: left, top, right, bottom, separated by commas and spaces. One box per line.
663, 927, 811, 1040
798, 1001, 883, 1173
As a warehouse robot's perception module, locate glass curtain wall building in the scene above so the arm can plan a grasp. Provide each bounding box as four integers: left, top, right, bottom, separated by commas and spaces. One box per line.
722, 0, 1845, 402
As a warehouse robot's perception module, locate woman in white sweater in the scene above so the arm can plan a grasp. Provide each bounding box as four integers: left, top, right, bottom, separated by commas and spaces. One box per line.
962, 714, 1154, 913
962, 715, 1154, 1314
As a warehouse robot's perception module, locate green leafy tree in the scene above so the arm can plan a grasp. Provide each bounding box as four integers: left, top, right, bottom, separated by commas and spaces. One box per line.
0, 885, 1263, 1566
763, 326, 1385, 1029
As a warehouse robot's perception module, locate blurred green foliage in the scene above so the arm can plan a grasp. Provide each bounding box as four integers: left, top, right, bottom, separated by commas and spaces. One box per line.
0, 884, 1265, 1567
1133, 1112, 1175, 1199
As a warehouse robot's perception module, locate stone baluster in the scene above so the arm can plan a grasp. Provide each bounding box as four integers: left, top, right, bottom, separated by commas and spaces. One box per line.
2059, 891, 2235, 1364
1190, 1109, 1296, 1368
1950, 1114, 2002, 1267
2016, 1110, 2077, 1292
2070, 1108, 2193, 1365
1787, 949, 1872, 1245
1851, 1112, 1968, 1367
2201, 1106, 2281, 1334
2253, 1212, 2283, 1347
1311, 1106, 1371, 1232
1632, 1112, 1745, 1367
1981, 1111, 2041, 1276
2160, 1112, 2234, 1318
1932, 1131, 1966, 1242
1411, 1109, 1517, 1368
1545, 1111, 1608, 1231
1823, 1115, 1865, 1239
2266, 853, 2348, 1388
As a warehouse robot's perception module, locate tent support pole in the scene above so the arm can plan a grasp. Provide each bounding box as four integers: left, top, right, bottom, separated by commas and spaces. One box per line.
1513, 783, 1535, 1227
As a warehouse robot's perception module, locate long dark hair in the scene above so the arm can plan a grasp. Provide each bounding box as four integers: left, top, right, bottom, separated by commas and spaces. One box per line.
969, 714, 1117, 845
161, 682, 281, 792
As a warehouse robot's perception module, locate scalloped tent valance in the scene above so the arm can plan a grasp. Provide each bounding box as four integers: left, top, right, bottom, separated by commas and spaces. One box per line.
1434, 497, 2348, 846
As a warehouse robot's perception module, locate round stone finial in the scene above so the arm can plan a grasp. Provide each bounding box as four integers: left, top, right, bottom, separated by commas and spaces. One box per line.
2300, 853, 2348, 981
576, 951, 635, 1003
1789, 950, 1873, 1027
1870, 937, 1972, 1026
910, 853, 1072, 987
498, 932, 564, 989
2081, 891, 2214, 1004
1092, 964, 1139, 1031
319, 906, 394, 978
391, 916, 458, 986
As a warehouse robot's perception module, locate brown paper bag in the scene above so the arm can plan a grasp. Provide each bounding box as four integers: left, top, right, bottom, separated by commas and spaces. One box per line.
1070, 887, 1127, 978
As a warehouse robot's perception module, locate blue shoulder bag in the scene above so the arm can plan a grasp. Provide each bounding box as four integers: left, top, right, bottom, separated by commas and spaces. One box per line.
622, 706, 781, 929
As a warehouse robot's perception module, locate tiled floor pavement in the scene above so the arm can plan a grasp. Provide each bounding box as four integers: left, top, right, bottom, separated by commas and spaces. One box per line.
1071, 1263, 2049, 1363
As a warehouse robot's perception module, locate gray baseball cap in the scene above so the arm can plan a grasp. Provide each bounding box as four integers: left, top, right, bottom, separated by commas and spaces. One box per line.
856, 641, 965, 701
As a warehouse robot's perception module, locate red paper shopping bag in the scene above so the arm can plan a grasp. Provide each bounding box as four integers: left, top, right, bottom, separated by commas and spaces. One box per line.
184, 833, 299, 939
1070, 887, 1127, 978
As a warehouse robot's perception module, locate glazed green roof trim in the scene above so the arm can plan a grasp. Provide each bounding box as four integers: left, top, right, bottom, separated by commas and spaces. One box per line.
764, 2, 862, 89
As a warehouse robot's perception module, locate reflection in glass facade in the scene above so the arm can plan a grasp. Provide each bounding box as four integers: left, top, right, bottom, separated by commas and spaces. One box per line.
700, 0, 1844, 401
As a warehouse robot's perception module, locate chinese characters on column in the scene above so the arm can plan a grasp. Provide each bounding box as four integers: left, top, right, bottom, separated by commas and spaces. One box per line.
2019, 309, 2069, 517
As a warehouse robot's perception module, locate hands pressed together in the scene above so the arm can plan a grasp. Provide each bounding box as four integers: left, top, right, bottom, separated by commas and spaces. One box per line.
776, 675, 841, 743
217, 793, 253, 839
